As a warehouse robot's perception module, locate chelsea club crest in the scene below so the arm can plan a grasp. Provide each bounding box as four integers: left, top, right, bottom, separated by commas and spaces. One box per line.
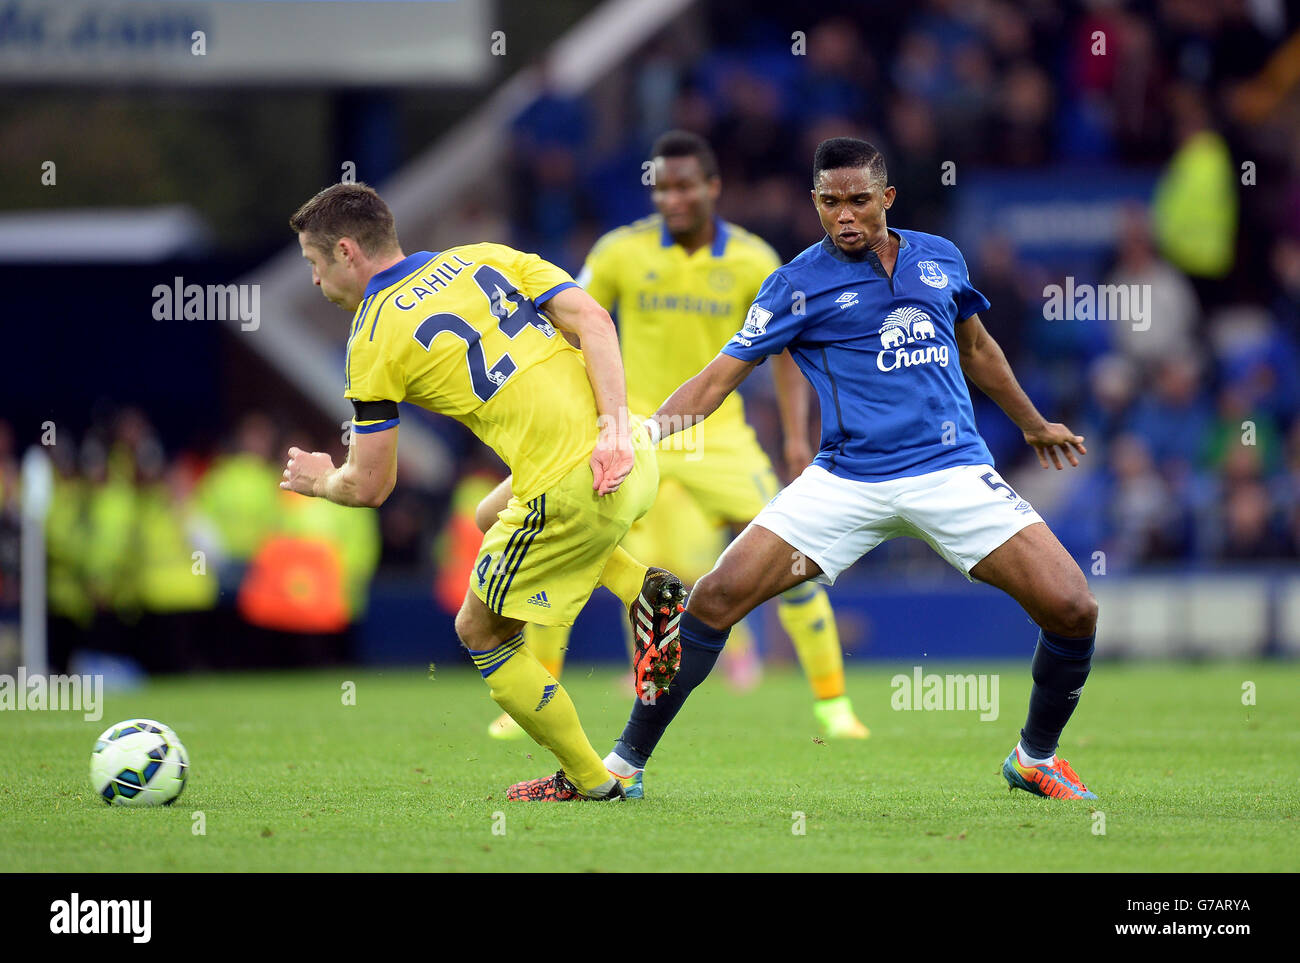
918, 260, 948, 289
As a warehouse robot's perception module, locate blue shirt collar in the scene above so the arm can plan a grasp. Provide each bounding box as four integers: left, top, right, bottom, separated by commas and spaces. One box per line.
364, 250, 439, 299
659, 216, 729, 258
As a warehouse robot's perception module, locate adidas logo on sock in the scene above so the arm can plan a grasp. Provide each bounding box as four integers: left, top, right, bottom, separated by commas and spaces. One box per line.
535, 683, 558, 711
527, 591, 551, 608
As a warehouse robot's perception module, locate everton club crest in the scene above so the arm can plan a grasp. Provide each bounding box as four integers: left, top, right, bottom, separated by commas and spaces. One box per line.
918, 260, 948, 289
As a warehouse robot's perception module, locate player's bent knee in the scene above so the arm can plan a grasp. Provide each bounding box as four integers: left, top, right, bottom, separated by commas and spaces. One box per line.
1080, 591, 1100, 634
1068, 590, 1098, 636
453, 607, 474, 647
688, 571, 748, 630
454, 605, 492, 651
1046, 590, 1098, 639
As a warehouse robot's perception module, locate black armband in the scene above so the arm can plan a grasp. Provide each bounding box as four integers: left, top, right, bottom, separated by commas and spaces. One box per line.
351, 399, 400, 434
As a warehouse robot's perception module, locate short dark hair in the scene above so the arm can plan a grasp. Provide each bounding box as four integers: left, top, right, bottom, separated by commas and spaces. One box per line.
812, 137, 888, 189
289, 182, 400, 257
650, 129, 719, 179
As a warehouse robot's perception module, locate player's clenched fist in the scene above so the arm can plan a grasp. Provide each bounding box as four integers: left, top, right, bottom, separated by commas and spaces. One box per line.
280, 446, 336, 497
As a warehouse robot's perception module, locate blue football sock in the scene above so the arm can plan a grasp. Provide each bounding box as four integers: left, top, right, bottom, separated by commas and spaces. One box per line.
1019, 628, 1094, 759
612, 612, 729, 769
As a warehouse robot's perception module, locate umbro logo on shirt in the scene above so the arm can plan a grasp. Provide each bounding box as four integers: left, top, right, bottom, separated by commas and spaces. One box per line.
836, 291, 859, 309
527, 591, 551, 608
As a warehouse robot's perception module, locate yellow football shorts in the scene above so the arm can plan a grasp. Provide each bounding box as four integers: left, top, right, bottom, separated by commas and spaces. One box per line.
471, 432, 659, 626
622, 422, 781, 583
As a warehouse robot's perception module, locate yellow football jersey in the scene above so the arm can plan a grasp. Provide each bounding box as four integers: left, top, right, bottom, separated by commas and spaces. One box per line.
576, 214, 781, 429
344, 243, 597, 501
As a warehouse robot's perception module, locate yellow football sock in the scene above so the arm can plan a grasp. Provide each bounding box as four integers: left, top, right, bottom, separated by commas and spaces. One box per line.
524, 622, 571, 679
468, 633, 609, 792
778, 585, 846, 701
600, 545, 648, 610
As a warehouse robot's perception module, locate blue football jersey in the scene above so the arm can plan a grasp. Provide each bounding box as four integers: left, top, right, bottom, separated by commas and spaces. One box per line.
722, 229, 994, 481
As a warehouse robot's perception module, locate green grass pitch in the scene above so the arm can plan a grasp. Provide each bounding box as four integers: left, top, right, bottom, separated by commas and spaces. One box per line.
2, 661, 1297, 872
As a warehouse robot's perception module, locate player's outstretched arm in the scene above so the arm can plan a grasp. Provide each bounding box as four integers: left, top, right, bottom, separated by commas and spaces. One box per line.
540, 286, 634, 496
956, 313, 1086, 470
649, 352, 758, 444
281, 426, 399, 507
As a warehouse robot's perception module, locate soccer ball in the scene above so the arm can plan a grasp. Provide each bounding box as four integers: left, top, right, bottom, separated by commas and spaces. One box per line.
90, 719, 189, 807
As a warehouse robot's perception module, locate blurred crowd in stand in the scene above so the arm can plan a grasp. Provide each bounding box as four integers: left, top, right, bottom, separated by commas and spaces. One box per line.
0, 411, 380, 673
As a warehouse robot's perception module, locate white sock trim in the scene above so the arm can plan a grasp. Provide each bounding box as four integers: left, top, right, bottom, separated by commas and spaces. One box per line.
1016, 743, 1056, 767
603, 750, 641, 779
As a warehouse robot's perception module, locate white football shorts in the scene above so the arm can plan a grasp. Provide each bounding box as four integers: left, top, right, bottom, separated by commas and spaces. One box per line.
751, 463, 1044, 584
